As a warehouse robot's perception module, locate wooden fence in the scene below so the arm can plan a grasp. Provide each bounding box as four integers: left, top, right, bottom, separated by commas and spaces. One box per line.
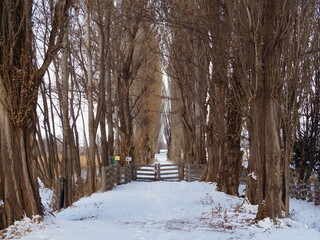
133, 163, 205, 182
183, 164, 206, 182
101, 163, 206, 191
101, 164, 320, 206
289, 180, 320, 205
101, 165, 134, 191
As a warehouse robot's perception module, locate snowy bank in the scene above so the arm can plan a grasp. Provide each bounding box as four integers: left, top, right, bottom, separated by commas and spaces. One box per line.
1, 182, 320, 240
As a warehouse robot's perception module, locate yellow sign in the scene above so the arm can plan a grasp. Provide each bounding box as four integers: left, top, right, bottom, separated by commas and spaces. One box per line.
115, 156, 120, 161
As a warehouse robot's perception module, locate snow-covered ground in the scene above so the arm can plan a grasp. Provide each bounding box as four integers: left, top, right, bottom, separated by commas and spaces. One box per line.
154, 149, 169, 163
2, 181, 320, 240
1, 151, 319, 239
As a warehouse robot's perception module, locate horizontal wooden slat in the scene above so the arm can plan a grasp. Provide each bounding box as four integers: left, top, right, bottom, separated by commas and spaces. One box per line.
136, 168, 155, 172
160, 172, 179, 176
160, 168, 180, 171
136, 172, 155, 176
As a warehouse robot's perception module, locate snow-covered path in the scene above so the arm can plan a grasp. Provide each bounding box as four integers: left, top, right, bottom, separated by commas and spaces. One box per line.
4, 181, 320, 240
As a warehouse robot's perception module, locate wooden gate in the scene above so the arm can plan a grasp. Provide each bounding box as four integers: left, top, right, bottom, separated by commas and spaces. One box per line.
133, 163, 205, 182
101, 163, 206, 191
134, 163, 182, 181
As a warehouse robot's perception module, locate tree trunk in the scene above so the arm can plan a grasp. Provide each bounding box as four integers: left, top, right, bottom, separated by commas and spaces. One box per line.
255, 0, 283, 220
106, 66, 114, 158
119, 82, 134, 163
217, 88, 242, 196
0, 105, 42, 229
98, 20, 108, 167
86, 1, 96, 193
256, 97, 282, 220
60, 28, 74, 208
0, 0, 71, 228
245, 115, 258, 204
200, 99, 220, 182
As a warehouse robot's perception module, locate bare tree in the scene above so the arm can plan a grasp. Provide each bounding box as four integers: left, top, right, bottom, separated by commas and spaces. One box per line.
227, 0, 317, 220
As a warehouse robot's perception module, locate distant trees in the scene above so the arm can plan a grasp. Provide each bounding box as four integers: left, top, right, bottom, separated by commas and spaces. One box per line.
160, 0, 208, 165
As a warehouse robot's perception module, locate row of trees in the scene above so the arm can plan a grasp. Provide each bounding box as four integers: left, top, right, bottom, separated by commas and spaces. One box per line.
161, 0, 319, 221
0, 0, 319, 229
0, 0, 162, 229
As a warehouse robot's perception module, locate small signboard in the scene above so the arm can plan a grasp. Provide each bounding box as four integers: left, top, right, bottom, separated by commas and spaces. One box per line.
115, 156, 120, 161
126, 157, 132, 162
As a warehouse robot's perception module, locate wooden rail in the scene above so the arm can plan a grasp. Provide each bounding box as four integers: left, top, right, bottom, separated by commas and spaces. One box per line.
101, 165, 134, 191
184, 164, 205, 182
289, 180, 320, 205
133, 163, 206, 182
101, 163, 207, 191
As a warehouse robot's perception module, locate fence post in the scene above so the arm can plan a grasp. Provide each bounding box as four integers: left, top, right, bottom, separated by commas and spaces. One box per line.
307, 183, 313, 202
117, 165, 122, 185
300, 182, 307, 200
155, 163, 160, 181
289, 180, 295, 198
101, 167, 106, 192
180, 163, 184, 181
132, 164, 136, 181
315, 180, 320, 205
187, 163, 191, 182
58, 176, 65, 210
112, 165, 117, 188
106, 166, 111, 190
126, 165, 130, 183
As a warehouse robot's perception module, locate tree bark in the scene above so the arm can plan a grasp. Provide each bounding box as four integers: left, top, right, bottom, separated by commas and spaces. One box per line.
245, 115, 258, 204
86, 0, 97, 193
255, 0, 283, 220
60, 28, 74, 208
217, 87, 242, 196
0, 104, 42, 229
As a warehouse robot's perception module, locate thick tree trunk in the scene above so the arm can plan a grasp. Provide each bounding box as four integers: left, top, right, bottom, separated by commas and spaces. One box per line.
255, 0, 283, 220
0, 105, 42, 229
263, 98, 282, 219
200, 120, 220, 182
105, 2, 114, 159
0, 0, 70, 228
167, 80, 185, 162
98, 20, 108, 167
119, 83, 134, 163
217, 88, 242, 196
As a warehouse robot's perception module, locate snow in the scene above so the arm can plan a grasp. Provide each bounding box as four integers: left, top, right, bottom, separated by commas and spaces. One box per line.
1, 151, 320, 239
155, 150, 168, 163
0, 181, 318, 240
248, 171, 257, 180
39, 188, 54, 215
